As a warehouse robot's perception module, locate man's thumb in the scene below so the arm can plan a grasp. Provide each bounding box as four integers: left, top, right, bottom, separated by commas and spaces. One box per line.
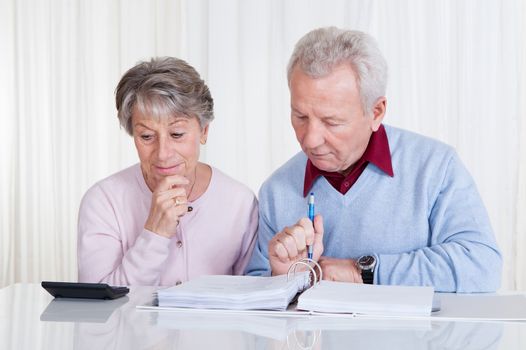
313, 214, 324, 244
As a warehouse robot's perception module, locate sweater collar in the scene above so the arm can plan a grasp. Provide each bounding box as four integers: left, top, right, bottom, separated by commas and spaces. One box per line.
303, 124, 394, 197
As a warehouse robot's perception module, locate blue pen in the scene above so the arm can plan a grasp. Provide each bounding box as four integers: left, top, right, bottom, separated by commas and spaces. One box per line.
307, 192, 315, 259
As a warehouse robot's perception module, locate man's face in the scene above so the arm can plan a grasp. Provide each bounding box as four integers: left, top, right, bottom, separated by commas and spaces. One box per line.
290, 64, 385, 175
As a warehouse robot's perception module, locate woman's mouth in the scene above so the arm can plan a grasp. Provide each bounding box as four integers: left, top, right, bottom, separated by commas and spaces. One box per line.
154, 164, 184, 175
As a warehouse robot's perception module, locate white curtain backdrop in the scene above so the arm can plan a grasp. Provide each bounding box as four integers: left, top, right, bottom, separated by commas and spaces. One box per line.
0, 0, 524, 290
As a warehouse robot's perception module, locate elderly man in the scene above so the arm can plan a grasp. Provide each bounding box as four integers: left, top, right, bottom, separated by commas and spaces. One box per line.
245, 27, 501, 292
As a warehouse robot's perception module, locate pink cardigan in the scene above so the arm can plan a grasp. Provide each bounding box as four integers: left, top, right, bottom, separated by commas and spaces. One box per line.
78, 164, 258, 286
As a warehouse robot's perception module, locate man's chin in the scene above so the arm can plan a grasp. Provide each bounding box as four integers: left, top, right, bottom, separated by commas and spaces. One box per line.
310, 159, 338, 173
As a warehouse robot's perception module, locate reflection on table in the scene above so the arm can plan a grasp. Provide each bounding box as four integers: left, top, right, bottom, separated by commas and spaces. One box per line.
0, 284, 524, 350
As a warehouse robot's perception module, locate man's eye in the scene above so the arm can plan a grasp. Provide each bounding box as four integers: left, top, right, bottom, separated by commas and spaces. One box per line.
325, 120, 343, 127
171, 133, 184, 139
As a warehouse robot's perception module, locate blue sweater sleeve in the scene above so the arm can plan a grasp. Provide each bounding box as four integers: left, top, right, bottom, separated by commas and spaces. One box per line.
376, 152, 502, 292
244, 190, 274, 276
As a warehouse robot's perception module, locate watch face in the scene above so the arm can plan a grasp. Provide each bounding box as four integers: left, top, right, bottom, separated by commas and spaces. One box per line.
358, 255, 375, 268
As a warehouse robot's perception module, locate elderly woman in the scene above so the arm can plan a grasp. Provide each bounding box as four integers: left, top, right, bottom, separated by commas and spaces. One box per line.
78, 57, 258, 286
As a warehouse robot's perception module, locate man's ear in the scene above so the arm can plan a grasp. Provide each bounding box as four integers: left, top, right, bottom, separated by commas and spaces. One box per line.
370, 97, 387, 132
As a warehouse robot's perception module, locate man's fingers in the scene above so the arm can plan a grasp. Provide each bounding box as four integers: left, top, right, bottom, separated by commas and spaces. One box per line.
276, 231, 299, 259
270, 236, 292, 263
283, 225, 307, 251
273, 241, 290, 263
271, 222, 312, 263
297, 217, 315, 245
269, 217, 323, 275
313, 214, 324, 234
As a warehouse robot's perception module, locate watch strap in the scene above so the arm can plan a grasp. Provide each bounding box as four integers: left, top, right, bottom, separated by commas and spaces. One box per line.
361, 269, 374, 284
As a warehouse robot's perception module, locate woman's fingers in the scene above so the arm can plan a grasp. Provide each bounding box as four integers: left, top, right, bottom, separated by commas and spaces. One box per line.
145, 175, 193, 238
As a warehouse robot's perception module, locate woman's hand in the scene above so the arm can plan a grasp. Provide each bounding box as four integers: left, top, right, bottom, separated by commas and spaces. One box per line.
144, 175, 190, 238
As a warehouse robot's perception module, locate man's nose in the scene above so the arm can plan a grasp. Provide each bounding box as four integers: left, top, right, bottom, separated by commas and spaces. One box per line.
302, 121, 324, 149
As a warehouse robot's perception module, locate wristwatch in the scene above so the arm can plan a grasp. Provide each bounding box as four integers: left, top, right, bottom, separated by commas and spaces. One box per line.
357, 255, 376, 284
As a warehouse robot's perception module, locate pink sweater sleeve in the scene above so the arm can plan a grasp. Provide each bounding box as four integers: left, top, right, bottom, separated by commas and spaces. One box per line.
77, 184, 170, 286
232, 195, 259, 275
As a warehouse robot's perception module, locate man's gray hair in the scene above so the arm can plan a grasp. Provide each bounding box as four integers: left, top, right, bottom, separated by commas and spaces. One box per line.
116, 57, 214, 135
287, 27, 388, 114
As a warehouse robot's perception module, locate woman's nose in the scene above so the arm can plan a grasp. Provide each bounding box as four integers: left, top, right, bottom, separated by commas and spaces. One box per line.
156, 137, 173, 160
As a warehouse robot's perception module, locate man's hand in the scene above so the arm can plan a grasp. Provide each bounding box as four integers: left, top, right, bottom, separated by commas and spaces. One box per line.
318, 256, 363, 283
268, 215, 324, 275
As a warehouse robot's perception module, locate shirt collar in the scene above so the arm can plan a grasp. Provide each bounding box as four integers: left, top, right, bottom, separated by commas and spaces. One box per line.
303, 124, 394, 196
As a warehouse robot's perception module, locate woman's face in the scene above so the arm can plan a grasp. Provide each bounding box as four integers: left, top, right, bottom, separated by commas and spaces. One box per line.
132, 106, 208, 191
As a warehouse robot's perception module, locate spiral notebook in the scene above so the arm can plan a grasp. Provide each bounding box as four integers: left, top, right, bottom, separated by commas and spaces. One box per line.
154, 272, 434, 317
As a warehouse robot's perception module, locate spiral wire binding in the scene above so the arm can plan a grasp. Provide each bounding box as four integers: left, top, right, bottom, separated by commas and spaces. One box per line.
286, 258, 323, 290
285, 258, 322, 349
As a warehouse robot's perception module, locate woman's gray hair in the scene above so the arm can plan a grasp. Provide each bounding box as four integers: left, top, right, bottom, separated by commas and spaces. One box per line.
287, 27, 388, 114
116, 57, 214, 135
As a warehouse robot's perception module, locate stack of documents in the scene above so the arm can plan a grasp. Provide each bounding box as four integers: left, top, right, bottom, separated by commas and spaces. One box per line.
156, 273, 434, 317
297, 281, 434, 317
157, 274, 310, 311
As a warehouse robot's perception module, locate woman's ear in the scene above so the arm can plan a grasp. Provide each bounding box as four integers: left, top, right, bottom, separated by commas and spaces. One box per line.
200, 124, 209, 145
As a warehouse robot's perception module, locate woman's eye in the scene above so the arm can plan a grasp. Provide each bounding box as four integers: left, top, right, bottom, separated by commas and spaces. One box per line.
140, 135, 153, 141
171, 133, 184, 139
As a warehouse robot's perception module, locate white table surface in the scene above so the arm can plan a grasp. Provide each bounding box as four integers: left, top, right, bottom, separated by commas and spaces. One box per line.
1, 283, 526, 349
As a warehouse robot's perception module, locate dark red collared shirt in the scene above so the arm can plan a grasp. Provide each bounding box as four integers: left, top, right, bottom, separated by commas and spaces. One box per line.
303, 124, 394, 196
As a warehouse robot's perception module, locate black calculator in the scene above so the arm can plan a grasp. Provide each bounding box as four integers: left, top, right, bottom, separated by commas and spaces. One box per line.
41, 281, 130, 300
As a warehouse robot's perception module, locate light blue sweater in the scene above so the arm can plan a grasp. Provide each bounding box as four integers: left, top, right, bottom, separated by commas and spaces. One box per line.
246, 125, 502, 292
